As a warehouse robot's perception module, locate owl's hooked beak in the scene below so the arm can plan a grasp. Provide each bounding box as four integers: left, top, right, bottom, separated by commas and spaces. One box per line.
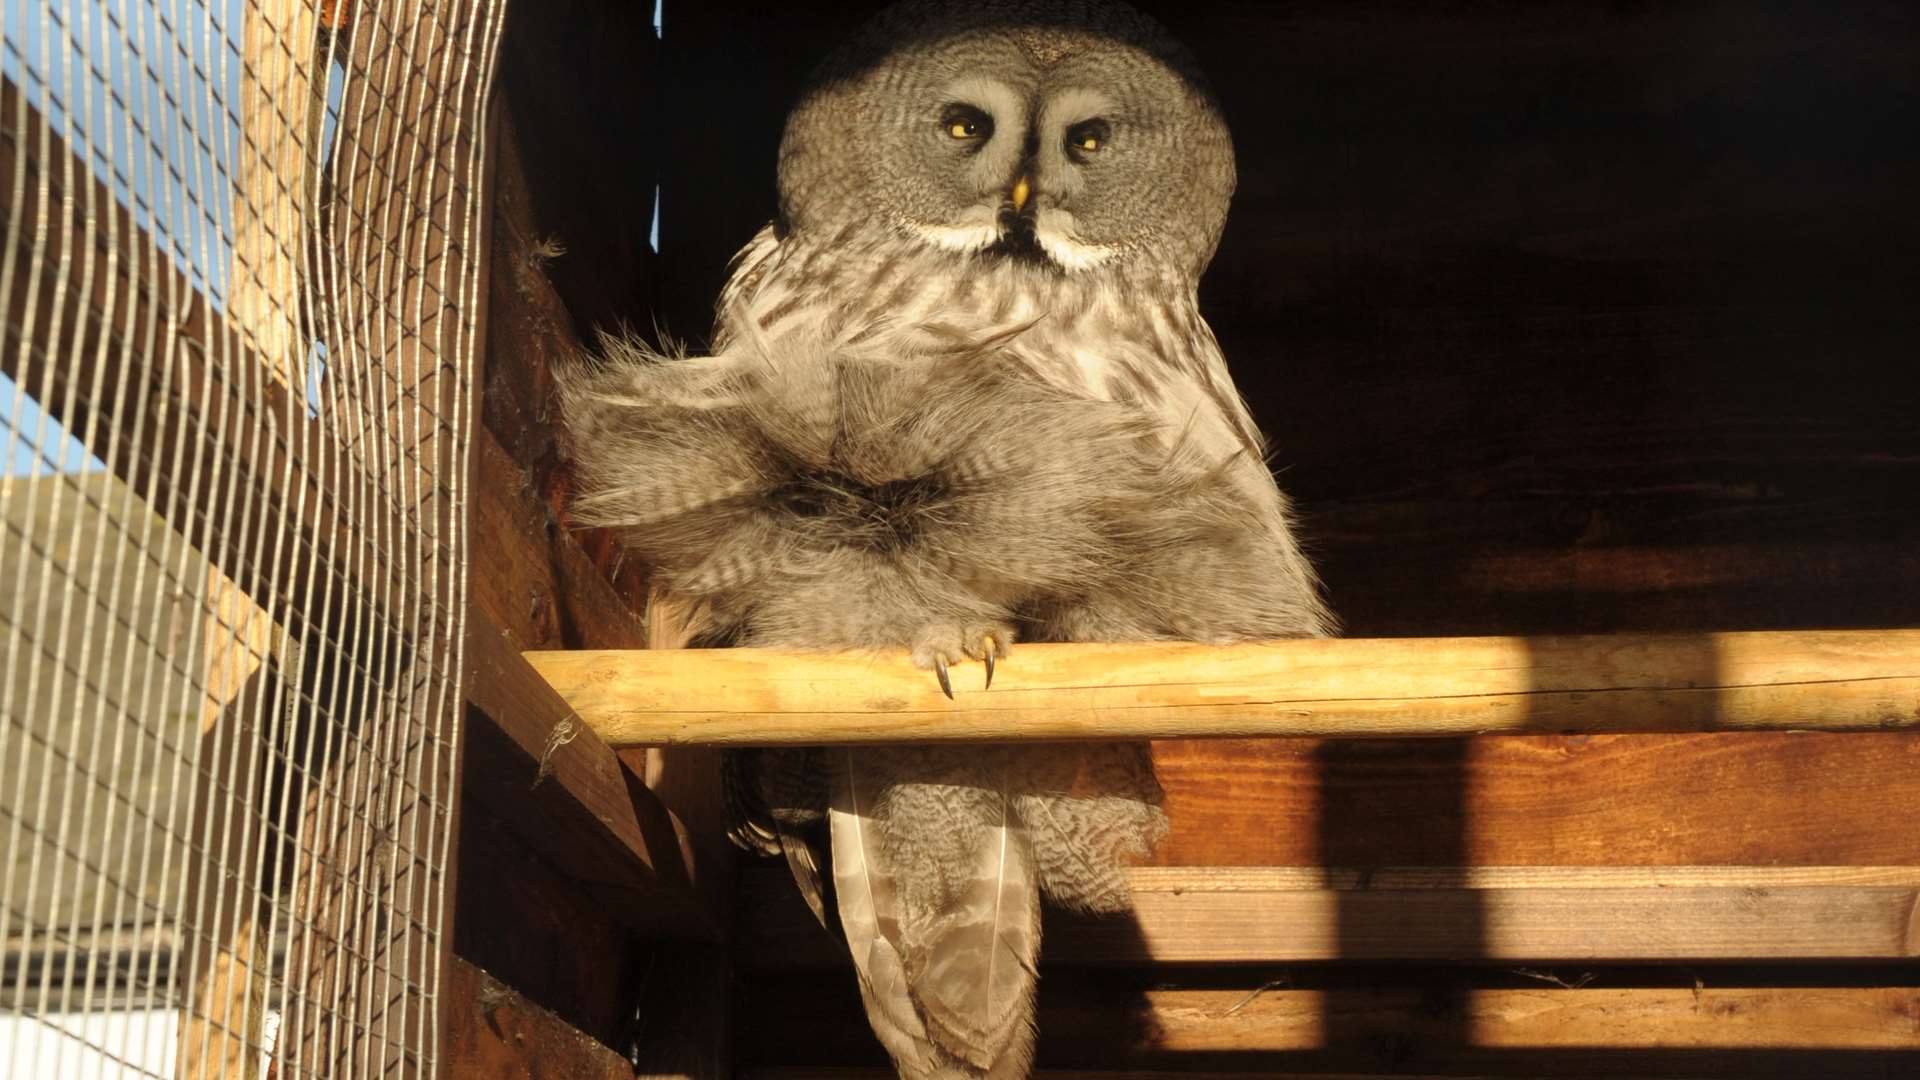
987, 172, 1053, 268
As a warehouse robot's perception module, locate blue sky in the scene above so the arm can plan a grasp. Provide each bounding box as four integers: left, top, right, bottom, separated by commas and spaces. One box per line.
1, 0, 344, 475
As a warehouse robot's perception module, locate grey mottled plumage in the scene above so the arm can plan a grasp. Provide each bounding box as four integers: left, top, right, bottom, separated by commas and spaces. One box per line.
559, 2, 1333, 1076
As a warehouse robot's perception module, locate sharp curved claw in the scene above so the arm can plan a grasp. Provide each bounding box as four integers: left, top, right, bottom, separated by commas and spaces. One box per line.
984, 649, 996, 690
935, 655, 953, 700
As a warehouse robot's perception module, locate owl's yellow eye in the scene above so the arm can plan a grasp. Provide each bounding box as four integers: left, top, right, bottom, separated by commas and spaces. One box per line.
941, 105, 994, 143
1066, 118, 1111, 159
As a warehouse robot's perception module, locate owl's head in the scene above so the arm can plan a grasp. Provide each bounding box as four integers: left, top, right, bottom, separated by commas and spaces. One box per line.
778, 0, 1235, 281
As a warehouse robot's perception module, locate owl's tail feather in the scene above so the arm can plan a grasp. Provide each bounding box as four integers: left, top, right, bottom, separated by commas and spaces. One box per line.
831, 752, 937, 1076
905, 772, 1040, 1074
830, 751, 1041, 1080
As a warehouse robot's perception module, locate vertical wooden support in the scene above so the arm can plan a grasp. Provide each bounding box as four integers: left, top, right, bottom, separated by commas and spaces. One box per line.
176, 3, 321, 1077
176, 677, 277, 1080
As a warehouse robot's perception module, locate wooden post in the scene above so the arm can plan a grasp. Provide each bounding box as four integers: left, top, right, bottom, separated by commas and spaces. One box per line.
177, 3, 323, 1077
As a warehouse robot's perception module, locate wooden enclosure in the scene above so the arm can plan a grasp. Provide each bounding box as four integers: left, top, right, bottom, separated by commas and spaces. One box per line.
449, 2, 1920, 1077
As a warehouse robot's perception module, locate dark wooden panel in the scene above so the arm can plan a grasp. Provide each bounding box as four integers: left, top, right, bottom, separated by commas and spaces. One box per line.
469, 426, 652, 654
467, 9, 734, 1075
653, 9, 813, 340
463, 623, 718, 938
1177, 2, 1920, 637
493, 0, 662, 347
483, 2, 658, 616
452, 749, 647, 1044
444, 946, 635, 1077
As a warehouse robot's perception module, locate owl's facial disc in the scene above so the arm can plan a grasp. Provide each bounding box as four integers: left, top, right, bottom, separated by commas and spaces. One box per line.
912, 85, 1124, 273
904, 77, 1028, 256
1020, 86, 1125, 271
780, 10, 1235, 280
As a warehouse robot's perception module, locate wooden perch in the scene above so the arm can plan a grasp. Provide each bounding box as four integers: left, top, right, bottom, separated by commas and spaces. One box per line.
522, 629, 1920, 747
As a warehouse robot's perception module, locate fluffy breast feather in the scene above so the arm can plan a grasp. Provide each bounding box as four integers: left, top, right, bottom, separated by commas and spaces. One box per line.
557, 322, 1297, 648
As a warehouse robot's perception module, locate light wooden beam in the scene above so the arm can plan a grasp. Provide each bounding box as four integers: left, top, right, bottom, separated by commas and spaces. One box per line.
744, 985, 1920, 1059
522, 629, 1920, 747
740, 866, 1920, 968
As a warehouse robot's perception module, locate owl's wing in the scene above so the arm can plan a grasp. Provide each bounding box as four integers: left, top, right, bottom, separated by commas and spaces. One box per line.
1186, 332, 1271, 461
713, 223, 784, 350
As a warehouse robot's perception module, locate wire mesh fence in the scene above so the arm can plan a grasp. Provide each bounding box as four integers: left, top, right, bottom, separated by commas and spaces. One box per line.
2, 2, 503, 1075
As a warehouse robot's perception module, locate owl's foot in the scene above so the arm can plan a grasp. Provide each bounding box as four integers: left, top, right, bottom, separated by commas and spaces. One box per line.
911, 623, 1014, 699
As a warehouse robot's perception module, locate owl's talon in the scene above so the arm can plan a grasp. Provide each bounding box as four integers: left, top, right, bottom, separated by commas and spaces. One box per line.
983, 648, 996, 689
935, 655, 954, 699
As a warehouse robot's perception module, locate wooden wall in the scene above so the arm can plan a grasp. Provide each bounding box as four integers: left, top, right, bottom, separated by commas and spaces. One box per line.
451, 0, 734, 1075
461, 1, 1920, 1076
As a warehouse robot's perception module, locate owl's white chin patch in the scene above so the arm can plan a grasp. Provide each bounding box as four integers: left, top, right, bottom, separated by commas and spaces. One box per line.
1032, 209, 1118, 272
912, 207, 1003, 255
1033, 230, 1118, 272
913, 207, 1118, 272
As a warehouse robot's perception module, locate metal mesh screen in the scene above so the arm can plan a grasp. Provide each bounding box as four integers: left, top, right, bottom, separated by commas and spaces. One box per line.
1, 2, 504, 1075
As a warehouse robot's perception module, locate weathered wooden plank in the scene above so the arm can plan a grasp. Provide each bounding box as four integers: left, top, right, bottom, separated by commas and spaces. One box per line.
1152, 733, 1920, 867
739, 865, 1920, 969
744, 1073, 1509, 1080
1057, 985, 1920, 1053
442, 957, 634, 1080
463, 613, 718, 939
1094, 889, 1918, 965
524, 630, 1920, 746
742, 984, 1920, 1058
741, 979, 1920, 1076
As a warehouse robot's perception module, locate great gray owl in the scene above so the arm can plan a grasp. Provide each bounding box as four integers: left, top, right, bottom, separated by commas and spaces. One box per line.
559, 1, 1333, 1075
